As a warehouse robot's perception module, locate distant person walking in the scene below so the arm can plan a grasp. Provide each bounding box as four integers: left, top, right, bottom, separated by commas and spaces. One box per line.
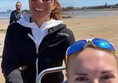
9, 1, 26, 24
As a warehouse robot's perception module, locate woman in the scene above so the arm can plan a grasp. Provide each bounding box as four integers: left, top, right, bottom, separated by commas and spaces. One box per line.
1, 0, 75, 83
66, 38, 118, 83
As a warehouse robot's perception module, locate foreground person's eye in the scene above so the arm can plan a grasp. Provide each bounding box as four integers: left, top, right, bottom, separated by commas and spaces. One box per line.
101, 74, 115, 80
75, 77, 89, 81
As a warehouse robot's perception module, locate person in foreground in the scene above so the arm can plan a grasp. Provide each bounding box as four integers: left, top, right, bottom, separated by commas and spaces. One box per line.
9, 1, 26, 24
65, 38, 118, 83
1, 0, 75, 83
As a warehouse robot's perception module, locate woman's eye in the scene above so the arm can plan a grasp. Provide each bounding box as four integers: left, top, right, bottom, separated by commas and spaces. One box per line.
75, 77, 88, 81
101, 74, 114, 80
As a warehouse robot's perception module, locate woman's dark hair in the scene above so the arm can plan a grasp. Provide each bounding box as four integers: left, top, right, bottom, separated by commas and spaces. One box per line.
50, 0, 62, 20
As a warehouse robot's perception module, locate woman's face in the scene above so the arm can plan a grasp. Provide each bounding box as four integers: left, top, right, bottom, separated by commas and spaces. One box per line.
29, 0, 55, 25
67, 48, 118, 83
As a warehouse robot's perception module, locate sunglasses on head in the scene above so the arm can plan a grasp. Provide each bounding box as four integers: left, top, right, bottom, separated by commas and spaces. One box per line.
30, 0, 53, 4
67, 38, 116, 57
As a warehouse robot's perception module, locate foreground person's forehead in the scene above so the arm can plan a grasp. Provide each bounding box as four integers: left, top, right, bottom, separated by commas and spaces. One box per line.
77, 48, 115, 60
72, 48, 117, 68
68, 48, 118, 75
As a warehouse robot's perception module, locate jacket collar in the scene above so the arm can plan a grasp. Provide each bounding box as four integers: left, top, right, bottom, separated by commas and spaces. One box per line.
17, 14, 63, 31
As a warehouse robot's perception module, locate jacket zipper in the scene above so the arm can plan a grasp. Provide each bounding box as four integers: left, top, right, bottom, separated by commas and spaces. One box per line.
28, 33, 40, 83
28, 33, 39, 54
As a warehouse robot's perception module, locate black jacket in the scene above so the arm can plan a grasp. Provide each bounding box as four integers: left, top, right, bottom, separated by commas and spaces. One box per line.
9, 10, 25, 24
1, 23, 75, 83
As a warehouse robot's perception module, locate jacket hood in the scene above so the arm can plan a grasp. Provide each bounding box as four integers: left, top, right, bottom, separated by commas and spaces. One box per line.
17, 14, 63, 31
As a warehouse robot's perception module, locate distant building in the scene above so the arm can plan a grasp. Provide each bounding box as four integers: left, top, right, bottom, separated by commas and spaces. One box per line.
7, 10, 12, 13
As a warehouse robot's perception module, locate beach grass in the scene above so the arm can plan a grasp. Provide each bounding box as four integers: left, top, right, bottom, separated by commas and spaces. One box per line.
0, 29, 6, 33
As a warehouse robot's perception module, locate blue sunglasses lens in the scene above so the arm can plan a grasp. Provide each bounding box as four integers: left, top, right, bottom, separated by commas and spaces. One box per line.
68, 40, 86, 56
67, 38, 115, 57
92, 38, 115, 52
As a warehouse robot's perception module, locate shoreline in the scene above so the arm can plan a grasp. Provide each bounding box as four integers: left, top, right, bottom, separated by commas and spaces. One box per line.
1, 9, 118, 20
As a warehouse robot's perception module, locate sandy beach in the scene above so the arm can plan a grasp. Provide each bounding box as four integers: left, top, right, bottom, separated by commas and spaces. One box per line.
0, 15, 118, 82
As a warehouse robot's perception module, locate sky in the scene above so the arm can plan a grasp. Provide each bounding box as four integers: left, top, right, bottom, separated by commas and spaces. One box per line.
0, 0, 118, 12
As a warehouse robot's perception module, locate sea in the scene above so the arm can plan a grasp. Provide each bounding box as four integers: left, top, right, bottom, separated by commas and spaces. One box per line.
0, 9, 118, 19
62, 9, 118, 19
0, 12, 11, 19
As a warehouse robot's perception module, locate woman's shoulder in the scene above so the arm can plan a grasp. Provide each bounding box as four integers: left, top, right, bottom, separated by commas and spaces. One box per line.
59, 24, 74, 36
58, 24, 75, 43
7, 23, 30, 35
8, 22, 29, 30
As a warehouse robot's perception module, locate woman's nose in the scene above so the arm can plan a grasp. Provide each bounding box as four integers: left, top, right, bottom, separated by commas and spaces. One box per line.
91, 79, 99, 83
